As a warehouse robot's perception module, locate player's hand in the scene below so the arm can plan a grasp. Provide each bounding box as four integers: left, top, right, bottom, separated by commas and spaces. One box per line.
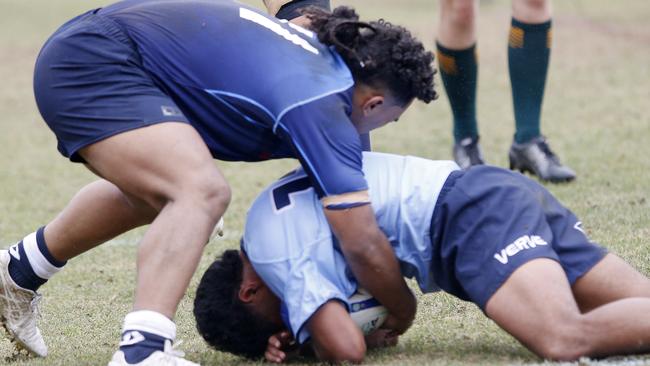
380, 312, 414, 335
365, 328, 399, 349
265, 330, 295, 363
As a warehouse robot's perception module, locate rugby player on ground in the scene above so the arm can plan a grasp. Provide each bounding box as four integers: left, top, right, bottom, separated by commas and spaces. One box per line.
195, 152, 650, 363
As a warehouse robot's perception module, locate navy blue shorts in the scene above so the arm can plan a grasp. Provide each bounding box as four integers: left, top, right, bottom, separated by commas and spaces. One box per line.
430, 166, 607, 310
33, 9, 189, 162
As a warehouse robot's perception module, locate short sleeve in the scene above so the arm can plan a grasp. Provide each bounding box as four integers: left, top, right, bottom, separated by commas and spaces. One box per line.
282, 256, 350, 344
275, 88, 369, 203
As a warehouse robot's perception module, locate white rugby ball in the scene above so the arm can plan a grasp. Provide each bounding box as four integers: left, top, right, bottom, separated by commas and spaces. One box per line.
348, 289, 387, 334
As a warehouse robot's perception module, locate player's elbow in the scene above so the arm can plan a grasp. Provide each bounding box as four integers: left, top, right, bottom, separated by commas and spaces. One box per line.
336, 346, 366, 364
316, 338, 366, 364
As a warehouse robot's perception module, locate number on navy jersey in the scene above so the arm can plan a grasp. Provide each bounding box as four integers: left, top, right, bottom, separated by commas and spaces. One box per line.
239, 8, 319, 55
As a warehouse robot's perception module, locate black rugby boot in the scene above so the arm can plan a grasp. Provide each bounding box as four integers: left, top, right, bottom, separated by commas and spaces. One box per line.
509, 136, 576, 183
453, 136, 485, 170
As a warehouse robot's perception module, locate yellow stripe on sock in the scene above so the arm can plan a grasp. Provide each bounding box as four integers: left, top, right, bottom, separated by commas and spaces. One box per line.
547, 28, 553, 49
437, 51, 458, 76
509, 26, 524, 48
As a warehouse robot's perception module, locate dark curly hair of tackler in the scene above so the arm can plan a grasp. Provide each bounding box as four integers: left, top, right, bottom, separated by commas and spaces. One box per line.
305, 6, 437, 105
193, 250, 283, 359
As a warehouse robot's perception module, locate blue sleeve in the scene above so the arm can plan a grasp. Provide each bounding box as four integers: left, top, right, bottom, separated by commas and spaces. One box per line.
283, 256, 350, 344
359, 133, 371, 152
275, 89, 368, 200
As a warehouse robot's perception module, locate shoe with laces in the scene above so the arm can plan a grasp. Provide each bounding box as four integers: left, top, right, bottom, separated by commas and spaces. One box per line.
0, 250, 47, 357
453, 136, 485, 169
108, 339, 199, 366
509, 136, 576, 183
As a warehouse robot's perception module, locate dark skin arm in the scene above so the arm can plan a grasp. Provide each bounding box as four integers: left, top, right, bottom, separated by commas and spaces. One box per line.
307, 300, 366, 363
324, 204, 416, 334
262, 2, 408, 320
265, 326, 399, 363
265, 302, 364, 364
266, 0, 412, 336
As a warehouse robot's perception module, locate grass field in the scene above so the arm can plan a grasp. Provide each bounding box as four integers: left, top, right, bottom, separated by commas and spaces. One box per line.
0, 0, 648, 365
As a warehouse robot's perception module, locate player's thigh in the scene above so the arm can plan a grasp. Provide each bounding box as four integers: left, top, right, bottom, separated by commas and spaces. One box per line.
485, 258, 582, 354
79, 122, 229, 211
572, 253, 650, 313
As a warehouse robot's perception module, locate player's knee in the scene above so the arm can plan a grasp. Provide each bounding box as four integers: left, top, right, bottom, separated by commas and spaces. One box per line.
159, 167, 231, 220
325, 342, 366, 364
535, 317, 590, 360
446, 0, 476, 28
516, 0, 549, 16
187, 174, 231, 219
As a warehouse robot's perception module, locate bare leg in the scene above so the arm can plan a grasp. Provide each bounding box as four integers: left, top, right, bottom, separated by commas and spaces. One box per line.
438, 0, 478, 49
44, 179, 157, 261
486, 258, 650, 360
79, 122, 230, 318
512, 0, 551, 24
572, 253, 650, 312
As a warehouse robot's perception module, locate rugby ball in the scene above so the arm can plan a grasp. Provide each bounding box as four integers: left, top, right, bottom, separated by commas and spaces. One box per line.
349, 289, 387, 334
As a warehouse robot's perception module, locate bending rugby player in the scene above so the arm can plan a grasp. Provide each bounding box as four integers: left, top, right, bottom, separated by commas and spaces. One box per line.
1, 1, 435, 364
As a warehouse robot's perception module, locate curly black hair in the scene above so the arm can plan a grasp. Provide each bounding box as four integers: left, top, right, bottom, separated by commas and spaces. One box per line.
305, 6, 437, 105
194, 250, 283, 359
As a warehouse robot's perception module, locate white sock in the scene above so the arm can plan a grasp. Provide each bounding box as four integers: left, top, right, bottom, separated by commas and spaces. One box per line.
122, 310, 176, 340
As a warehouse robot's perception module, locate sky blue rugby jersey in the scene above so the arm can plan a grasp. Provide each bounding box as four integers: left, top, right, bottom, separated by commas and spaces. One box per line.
98, 0, 365, 198
242, 152, 460, 343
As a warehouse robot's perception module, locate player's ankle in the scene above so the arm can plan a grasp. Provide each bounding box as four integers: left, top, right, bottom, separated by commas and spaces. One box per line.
119, 310, 176, 364
8, 226, 66, 291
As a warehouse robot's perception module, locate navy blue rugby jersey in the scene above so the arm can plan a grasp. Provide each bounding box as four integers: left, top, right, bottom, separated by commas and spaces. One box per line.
99, 0, 366, 200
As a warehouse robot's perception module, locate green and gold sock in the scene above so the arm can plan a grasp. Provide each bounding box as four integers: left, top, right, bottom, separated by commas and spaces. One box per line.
436, 42, 479, 143
508, 18, 552, 144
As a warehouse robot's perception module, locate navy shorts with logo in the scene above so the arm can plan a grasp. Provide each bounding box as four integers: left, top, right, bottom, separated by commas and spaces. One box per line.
33, 9, 189, 162
430, 166, 607, 310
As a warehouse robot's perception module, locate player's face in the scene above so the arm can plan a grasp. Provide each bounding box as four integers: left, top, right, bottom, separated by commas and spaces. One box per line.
350, 90, 412, 134
246, 287, 283, 328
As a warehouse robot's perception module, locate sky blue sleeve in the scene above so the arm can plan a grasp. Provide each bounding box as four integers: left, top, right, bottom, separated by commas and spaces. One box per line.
282, 256, 350, 344
246, 236, 356, 344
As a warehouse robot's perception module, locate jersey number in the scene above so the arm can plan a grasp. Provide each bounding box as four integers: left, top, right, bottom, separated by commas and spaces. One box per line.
272, 177, 312, 211
239, 8, 319, 55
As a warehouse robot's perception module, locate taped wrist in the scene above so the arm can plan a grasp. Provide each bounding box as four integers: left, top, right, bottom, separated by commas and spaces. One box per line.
276, 0, 331, 20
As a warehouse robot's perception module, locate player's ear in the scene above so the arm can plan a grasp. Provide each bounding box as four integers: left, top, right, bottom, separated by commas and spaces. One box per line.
362, 96, 384, 116
238, 282, 259, 303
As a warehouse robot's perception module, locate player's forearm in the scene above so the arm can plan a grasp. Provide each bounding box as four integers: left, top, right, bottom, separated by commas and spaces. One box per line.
307, 300, 366, 364
324, 204, 416, 332
341, 229, 417, 328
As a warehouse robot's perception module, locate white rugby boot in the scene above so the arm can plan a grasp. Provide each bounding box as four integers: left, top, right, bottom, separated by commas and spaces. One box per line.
108, 339, 199, 366
0, 249, 48, 357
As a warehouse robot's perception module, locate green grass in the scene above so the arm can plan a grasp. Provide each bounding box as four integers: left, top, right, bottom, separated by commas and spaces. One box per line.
0, 0, 649, 364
